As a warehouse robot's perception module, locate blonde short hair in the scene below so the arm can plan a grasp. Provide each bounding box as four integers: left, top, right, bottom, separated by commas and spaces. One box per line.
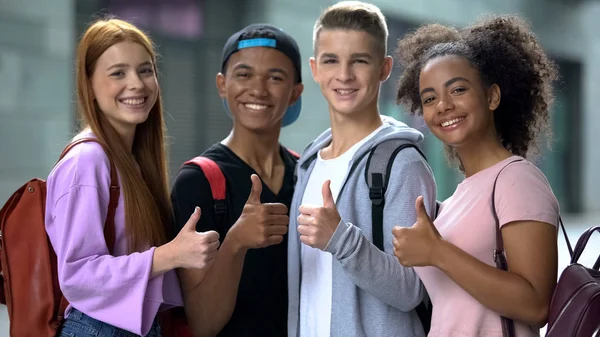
313, 1, 388, 56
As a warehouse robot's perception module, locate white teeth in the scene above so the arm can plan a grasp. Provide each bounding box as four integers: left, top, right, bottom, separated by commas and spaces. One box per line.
121, 98, 145, 105
441, 117, 465, 127
336, 89, 356, 95
245, 103, 268, 110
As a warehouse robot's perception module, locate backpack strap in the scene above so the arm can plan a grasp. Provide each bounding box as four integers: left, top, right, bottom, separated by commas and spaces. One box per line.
184, 149, 297, 227
490, 159, 524, 269
364, 139, 434, 334
184, 157, 227, 227
364, 139, 428, 250
56, 137, 120, 321
285, 147, 300, 185
490, 158, 524, 337
59, 138, 119, 251
287, 148, 300, 159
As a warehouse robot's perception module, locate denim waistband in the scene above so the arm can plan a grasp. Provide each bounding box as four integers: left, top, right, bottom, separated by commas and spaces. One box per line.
59, 308, 161, 337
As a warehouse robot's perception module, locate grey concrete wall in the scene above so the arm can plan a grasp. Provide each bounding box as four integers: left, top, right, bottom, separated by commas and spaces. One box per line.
574, 3, 600, 214
0, 0, 599, 334
2, 0, 597, 211
256, 0, 600, 212
0, 0, 74, 329
0, 0, 75, 205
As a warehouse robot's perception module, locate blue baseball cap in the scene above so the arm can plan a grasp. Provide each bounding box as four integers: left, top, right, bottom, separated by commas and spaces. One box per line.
220, 23, 302, 127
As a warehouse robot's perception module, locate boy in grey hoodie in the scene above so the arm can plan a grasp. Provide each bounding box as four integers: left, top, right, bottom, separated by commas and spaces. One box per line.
287, 2, 437, 337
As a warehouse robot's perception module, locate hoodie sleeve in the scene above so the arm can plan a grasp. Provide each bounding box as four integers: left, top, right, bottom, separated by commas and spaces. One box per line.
324, 148, 437, 311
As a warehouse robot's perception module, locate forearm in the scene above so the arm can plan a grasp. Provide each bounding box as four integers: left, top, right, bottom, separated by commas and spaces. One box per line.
184, 237, 247, 337
150, 242, 178, 279
326, 221, 424, 311
335, 156, 433, 310
435, 240, 549, 327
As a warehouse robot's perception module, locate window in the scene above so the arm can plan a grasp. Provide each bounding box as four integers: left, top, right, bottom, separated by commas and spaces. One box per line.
105, 0, 203, 39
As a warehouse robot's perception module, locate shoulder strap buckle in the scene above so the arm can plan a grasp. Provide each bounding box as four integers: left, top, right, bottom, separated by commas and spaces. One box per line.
214, 199, 227, 216
369, 173, 384, 206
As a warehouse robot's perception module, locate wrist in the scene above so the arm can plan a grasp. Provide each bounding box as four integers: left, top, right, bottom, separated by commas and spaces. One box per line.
222, 232, 248, 256
431, 238, 451, 270
156, 241, 179, 269
323, 219, 344, 253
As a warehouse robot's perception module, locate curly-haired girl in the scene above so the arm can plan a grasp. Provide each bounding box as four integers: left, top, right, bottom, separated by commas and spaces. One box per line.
392, 15, 560, 336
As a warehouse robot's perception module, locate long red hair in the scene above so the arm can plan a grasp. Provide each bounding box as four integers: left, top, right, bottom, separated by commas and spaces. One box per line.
76, 18, 170, 252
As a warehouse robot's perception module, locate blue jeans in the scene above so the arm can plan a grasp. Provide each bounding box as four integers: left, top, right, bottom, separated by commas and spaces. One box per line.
58, 308, 161, 337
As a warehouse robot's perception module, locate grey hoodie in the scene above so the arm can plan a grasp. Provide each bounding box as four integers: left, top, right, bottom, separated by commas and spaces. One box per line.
287, 116, 437, 337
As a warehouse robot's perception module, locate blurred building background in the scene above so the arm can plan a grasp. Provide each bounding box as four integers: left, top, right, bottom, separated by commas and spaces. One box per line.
1, 0, 599, 335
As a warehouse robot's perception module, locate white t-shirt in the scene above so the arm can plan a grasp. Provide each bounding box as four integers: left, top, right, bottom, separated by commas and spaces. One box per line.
299, 125, 384, 337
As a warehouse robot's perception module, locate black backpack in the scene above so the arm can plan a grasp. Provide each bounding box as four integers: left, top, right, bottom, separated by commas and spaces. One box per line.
365, 138, 438, 334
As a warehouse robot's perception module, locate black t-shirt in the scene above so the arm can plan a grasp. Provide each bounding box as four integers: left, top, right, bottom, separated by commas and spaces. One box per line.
171, 143, 297, 337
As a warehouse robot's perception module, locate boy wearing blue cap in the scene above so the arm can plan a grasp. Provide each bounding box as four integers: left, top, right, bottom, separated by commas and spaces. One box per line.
171, 23, 304, 337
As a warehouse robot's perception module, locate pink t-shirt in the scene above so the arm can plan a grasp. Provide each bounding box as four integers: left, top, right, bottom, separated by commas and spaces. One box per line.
415, 156, 559, 337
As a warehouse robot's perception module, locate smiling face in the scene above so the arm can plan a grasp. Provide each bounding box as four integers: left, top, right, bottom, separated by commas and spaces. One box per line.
310, 29, 392, 118
216, 47, 303, 132
418, 55, 500, 149
90, 41, 158, 137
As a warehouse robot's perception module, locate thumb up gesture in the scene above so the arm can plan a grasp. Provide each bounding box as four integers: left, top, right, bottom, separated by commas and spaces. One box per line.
172, 207, 221, 270
227, 174, 290, 250
297, 180, 341, 250
392, 196, 441, 267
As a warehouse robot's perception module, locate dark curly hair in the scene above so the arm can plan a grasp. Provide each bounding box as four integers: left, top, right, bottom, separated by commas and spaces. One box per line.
395, 15, 558, 161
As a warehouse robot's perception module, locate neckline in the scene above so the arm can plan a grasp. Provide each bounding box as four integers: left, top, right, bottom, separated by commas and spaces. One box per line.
216, 143, 293, 198
317, 123, 386, 162
460, 155, 523, 186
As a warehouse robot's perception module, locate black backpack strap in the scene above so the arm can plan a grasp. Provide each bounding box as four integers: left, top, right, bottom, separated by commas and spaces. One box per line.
365, 139, 428, 250
364, 138, 433, 334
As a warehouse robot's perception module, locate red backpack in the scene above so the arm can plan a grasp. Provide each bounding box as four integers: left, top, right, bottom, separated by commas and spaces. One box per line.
0, 138, 119, 337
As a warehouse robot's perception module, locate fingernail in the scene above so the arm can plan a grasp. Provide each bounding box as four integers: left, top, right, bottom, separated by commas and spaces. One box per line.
195, 206, 199, 213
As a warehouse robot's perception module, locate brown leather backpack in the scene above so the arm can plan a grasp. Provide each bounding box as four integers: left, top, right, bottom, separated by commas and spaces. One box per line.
545, 225, 600, 337
0, 138, 118, 337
